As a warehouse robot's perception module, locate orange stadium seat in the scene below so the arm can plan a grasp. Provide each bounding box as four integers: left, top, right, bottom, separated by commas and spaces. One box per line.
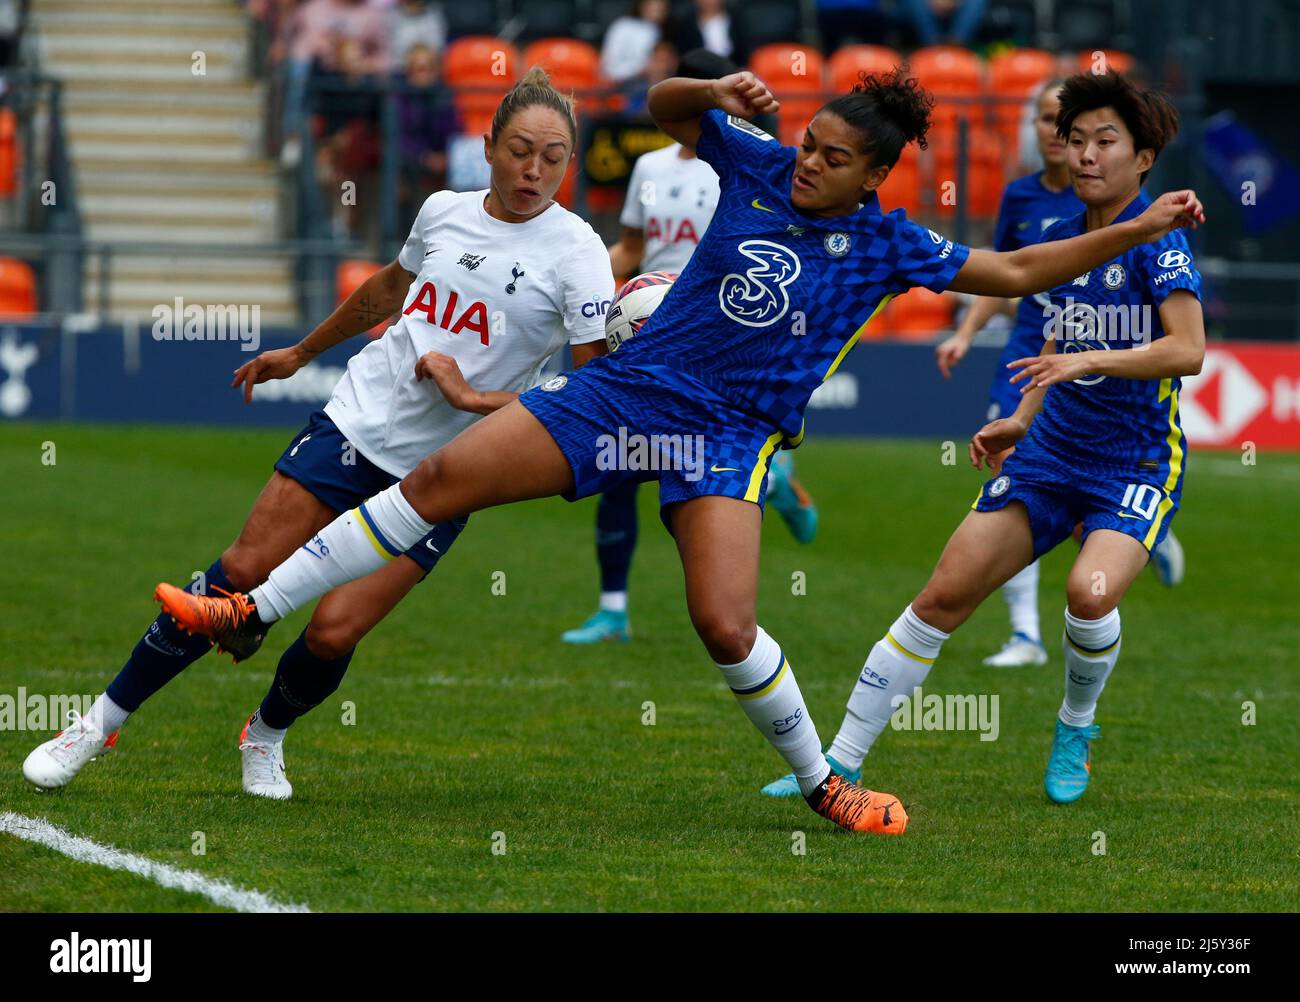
0, 108, 18, 198
931, 128, 1004, 219
776, 96, 824, 146
909, 45, 985, 146
875, 141, 921, 216
522, 38, 602, 112
749, 43, 826, 96
444, 36, 519, 137
880, 287, 953, 340
1076, 49, 1135, 76
988, 48, 1056, 162
336, 259, 387, 335
0, 256, 38, 318
828, 44, 904, 93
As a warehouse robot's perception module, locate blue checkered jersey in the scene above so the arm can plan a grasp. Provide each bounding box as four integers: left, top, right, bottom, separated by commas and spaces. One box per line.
994, 171, 1086, 337
1024, 189, 1202, 470
610, 108, 971, 439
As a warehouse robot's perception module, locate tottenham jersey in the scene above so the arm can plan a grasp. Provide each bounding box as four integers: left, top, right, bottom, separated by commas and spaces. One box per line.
1024, 189, 1202, 470
325, 190, 612, 476
611, 109, 970, 439
994, 170, 1085, 332
620, 143, 721, 274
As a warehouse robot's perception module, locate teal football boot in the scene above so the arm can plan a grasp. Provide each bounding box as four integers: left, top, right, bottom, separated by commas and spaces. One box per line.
766, 451, 819, 544
561, 608, 630, 645
1044, 718, 1101, 803
760, 753, 861, 798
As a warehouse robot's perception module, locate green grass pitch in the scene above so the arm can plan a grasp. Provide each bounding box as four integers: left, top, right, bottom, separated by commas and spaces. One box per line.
1, 423, 1296, 911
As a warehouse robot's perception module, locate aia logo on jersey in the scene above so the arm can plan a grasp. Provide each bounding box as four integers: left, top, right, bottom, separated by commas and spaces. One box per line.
403, 281, 490, 345
645, 216, 700, 246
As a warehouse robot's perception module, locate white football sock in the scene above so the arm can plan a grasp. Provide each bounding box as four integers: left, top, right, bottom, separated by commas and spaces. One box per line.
826, 604, 948, 771
251, 484, 434, 622
715, 626, 828, 796
1002, 560, 1041, 642
1059, 607, 1121, 727
599, 590, 627, 613
244, 711, 287, 746
86, 693, 129, 735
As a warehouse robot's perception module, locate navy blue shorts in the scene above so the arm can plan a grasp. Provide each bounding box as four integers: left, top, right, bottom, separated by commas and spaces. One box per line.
972, 443, 1180, 560
518, 359, 785, 533
274, 410, 467, 575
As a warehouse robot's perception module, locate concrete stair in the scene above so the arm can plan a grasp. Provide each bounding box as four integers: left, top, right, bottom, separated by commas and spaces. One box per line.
30, 0, 300, 326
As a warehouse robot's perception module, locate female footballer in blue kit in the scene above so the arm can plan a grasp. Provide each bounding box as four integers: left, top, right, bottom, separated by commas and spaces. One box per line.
763, 71, 1205, 807
933, 78, 1184, 674
162, 68, 1204, 835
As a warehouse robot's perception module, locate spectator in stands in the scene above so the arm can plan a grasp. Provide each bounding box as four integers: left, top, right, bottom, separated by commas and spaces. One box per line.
312, 32, 384, 237
280, 0, 391, 167
621, 38, 679, 117
601, 0, 670, 84
814, 0, 889, 54
389, 0, 447, 71
670, 0, 734, 60
395, 43, 460, 222
898, 0, 990, 47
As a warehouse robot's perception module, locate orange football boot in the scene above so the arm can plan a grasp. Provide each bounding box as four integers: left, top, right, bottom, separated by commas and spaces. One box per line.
154, 583, 266, 662
806, 772, 909, 835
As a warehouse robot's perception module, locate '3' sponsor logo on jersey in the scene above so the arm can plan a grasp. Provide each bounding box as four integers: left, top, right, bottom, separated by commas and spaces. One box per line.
718, 240, 801, 328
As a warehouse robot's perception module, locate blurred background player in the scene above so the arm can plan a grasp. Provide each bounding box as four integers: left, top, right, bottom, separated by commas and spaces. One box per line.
763, 71, 1203, 805
563, 49, 819, 646
935, 78, 1185, 670
22, 69, 613, 800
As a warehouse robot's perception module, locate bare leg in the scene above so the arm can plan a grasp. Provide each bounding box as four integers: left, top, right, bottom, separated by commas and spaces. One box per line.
220, 472, 339, 590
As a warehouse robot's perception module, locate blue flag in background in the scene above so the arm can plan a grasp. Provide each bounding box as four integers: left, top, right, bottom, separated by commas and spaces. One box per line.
1202, 111, 1300, 235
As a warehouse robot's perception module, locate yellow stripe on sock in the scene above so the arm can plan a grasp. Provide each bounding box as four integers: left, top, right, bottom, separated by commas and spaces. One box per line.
1065, 634, 1119, 658
352, 508, 398, 562
885, 631, 935, 665
733, 658, 790, 700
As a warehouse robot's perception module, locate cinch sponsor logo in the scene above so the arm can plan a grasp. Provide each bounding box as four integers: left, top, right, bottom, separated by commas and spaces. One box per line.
151, 297, 261, 352
581, 296, 612, 319
403, 280, 492, 346
889, 686, 1000, 741
50, 933, 151, 982
594, 426, 706, 482
0, 689, 96, 731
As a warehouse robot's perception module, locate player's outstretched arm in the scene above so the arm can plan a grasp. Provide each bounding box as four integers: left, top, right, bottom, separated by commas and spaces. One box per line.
936, 294, 1013, 378
948, 191, 1205, 299
1008, 290, 1205, 390
648, 72, 779, 151
416, 341, 608, 416
232, 259, 415, 403
969, 339, 1054, 471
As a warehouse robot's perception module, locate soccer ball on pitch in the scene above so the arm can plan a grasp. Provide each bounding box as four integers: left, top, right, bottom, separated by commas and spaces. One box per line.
604, 271, 678, 352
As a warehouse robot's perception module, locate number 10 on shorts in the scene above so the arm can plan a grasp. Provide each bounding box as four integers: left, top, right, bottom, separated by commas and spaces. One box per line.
1120, 482, 1162, 520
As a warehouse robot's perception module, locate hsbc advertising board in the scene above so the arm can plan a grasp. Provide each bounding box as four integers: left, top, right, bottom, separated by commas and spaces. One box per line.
1180, 344, 1300, 449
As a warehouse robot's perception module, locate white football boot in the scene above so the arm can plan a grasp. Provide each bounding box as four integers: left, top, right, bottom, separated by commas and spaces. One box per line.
239, 717, 293, 800
23, 710, 119, 789
982, 632, 1049, 667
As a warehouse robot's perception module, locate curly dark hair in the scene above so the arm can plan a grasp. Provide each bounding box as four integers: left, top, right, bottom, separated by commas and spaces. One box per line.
818, 66, 934, 167
1055, 71, 1180, 181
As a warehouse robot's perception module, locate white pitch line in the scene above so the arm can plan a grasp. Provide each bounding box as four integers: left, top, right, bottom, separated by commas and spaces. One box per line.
0, 812, 310, 913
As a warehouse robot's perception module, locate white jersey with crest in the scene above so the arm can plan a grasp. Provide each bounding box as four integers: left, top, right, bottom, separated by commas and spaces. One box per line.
620, 144, 720, 274
325, 190, 612, 477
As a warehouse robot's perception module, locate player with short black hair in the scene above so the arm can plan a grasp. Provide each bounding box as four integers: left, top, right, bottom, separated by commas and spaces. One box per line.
161, 67, 1203, 834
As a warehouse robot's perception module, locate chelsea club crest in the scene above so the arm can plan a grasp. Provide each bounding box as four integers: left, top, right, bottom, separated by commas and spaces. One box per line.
1103, 263, 1126, 289
824, 232, 851, 257
540, 375, 567, 392
989, 475, 1010, 497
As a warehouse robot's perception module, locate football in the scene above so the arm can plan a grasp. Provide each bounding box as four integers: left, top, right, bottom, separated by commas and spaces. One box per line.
604, 270, 678, 352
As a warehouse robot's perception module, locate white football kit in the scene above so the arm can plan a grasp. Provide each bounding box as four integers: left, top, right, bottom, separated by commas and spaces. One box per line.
620, 144, 721, 274
325, 190, 612, 477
